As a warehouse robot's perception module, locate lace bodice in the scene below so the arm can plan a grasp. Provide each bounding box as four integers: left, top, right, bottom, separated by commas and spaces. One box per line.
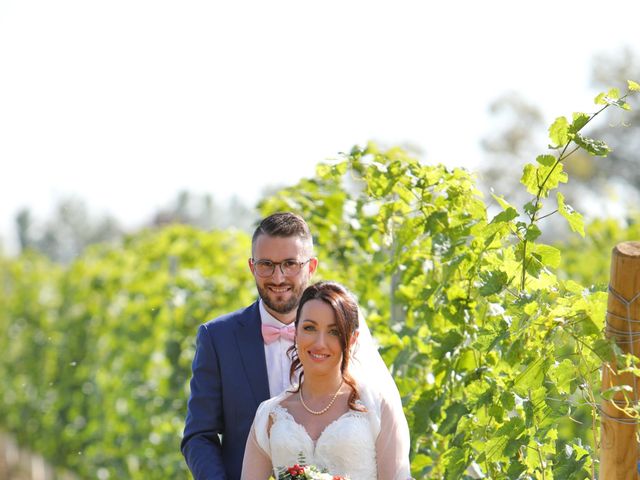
242, 389, 412, 480
266, 402, 377, 480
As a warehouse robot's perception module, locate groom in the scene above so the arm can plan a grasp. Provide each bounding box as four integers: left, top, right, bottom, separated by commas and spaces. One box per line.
181, 212, 318, 480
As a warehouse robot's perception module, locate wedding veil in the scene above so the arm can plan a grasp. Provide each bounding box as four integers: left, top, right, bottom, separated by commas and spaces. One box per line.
349, 309, 410, 440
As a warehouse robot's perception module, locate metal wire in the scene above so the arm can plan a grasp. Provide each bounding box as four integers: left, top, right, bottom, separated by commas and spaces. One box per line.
598, 404, 639, 425
606, 310, 640, 324
602, 283, 640, 415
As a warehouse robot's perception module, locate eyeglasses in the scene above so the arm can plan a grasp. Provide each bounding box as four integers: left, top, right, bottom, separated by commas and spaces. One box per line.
251, 258, 311, 278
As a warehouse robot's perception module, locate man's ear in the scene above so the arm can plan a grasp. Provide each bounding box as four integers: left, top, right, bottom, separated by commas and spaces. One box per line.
248, 258, 255, 274
308, 257, 319, 275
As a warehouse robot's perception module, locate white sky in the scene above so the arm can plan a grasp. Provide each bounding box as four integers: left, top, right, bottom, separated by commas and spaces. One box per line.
1, 0, 638, 253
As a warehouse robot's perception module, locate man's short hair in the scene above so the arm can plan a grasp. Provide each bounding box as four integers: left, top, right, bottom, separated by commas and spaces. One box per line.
251, 212, 313, 256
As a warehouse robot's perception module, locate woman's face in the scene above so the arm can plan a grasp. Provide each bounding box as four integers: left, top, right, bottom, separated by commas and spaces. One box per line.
296, 299, 343, 377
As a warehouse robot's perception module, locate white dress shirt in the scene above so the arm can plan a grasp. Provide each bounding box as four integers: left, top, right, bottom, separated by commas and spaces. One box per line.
259, 300, 294, 397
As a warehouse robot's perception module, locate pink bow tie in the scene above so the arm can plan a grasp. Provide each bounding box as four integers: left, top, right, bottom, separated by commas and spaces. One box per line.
261, 324, 296, 344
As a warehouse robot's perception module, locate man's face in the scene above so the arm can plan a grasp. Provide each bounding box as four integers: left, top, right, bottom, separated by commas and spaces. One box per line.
249, 234, 317, 320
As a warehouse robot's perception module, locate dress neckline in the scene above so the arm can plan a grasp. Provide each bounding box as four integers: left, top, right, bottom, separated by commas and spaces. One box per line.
272, 401, 365, 446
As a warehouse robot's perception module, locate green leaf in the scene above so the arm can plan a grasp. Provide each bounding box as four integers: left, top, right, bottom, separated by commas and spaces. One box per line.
553, 444, 590, 479
594, 92, 607, 105
443, 446, 469, 479
349, 144, 364, 157
526, 256, 543, 278
594, 88, 627, 109
491, 192, 515, 211
316, 163, 332, 177
500, 391, 516, 411
585, 291, 607, 331
523, 201, 540, 217
536, 154, 556, 167
506, 459, 527, 479
486, 418, 526, 460
557, 192, 585, 237
533, 243, 561, 268
520, 161, 567, 197
439, 402, 469, 435
523, 438, 543, 471
479, 270, 508, 296
629, 79, 640, 92
549, 116, 570, 147
617, 100, 631, 111
593, 338, 614, 360
573, 133, 610, 156
570, 112, 590, 133
411, 454, 432, 472
514, 357, 548, 396
524, 224, 542, 242
524, 301, 539, 315
490, 207, 518, 224
563, 279, 584, 294
520, 164, 540, 195
608, 87, 621, 99
549, 359, 576, 395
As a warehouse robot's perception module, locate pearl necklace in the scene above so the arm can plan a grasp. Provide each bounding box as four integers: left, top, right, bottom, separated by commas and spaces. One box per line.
299, 380, 344, 415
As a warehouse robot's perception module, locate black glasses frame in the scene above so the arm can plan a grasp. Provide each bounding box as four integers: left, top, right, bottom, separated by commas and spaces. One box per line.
250, 258, 311, 277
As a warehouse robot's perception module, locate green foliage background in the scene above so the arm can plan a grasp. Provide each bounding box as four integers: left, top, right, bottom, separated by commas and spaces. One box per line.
0, 227, 255, 478
1, 81, 639, 479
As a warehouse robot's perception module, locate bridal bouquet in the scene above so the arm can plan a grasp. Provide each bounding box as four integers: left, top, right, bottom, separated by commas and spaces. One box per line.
277, 462, 350, 480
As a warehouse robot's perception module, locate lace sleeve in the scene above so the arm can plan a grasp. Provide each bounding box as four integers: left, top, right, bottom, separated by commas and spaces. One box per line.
375, 394, 412, 480
240, 421, 272, 480
240, 399, 276, 480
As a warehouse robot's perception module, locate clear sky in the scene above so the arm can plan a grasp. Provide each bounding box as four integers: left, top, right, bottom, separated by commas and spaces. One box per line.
1, 0, 638, 253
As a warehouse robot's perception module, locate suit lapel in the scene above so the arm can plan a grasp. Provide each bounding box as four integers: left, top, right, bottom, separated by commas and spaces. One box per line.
236, 301, 270, 405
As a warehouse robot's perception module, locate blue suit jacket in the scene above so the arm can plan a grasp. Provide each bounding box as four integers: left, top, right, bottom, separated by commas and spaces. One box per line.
181, 301, 270, 480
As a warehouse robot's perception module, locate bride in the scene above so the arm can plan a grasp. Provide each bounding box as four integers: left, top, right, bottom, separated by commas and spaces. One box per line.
241, 281, 412, 480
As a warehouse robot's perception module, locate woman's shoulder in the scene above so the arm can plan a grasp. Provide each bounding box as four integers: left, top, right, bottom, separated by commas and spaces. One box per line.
256, 390, 296, 416
355, 381, 385, 409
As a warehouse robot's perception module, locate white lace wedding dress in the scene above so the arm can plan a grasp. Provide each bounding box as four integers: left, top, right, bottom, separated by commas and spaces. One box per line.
241, 389, 411, 480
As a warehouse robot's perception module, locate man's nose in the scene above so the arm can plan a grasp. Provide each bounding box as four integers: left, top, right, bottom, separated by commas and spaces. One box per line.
271, 265, 286, 282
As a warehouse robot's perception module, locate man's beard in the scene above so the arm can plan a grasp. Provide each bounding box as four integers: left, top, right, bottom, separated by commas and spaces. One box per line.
257, 282, 302, 315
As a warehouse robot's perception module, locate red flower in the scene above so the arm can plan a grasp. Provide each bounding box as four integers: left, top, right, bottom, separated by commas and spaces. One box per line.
287, 463, 306, 477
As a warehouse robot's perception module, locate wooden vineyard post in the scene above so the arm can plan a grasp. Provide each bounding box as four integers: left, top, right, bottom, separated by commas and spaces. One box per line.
601, 241, 640, 479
